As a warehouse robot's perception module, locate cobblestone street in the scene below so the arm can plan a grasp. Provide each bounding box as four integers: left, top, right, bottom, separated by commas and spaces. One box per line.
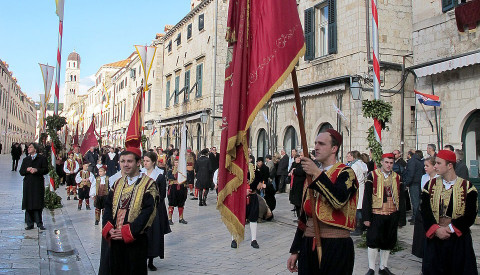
1, 154, 479, 274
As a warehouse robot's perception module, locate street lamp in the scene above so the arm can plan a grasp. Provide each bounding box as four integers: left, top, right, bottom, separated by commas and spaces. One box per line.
200, 110, 208, 148
350, 78, 362, 101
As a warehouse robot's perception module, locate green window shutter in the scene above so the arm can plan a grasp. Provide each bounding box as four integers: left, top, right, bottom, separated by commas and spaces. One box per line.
196, 64, 203, 97
174, 76, 180, 104
442, 0, 454, 12
304, 8, 315, 61
328, 0, 337, 54
166, 80, 170, 107
147, 90, 151, 112
184, 70, 190, 102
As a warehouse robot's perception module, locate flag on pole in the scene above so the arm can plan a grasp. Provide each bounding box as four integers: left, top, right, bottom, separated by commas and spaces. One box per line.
125, 92, 143, 149
73, 123, 79, 145
134, 45, 157, 87
160, 127, 166, 138
217, 0, 305, 243
151, 126, 157, 136
80, 119, 99, 155
39, 64, 55, 99
177, 121, 187, 184
414, 90, 441, 107
332, 103, 348, 121
293, 105, 298, 117
55, 0, 65, 21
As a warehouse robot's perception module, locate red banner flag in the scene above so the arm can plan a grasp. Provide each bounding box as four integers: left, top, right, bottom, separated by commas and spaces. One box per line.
73, 123, 79, 146
125, 92, 143, 149
217, 0, 305, 242
80, 119, 99, 156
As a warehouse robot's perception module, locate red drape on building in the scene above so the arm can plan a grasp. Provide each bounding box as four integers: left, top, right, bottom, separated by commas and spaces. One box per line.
217, 0, 305, 243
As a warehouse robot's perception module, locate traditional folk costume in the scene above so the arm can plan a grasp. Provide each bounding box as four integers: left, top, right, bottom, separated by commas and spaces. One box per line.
421, 150, 478, 275
63, 158, 80, 200
102, 174, 158, 275
167, 160, 188, 224
74, 152, 83, 166
186, 152, 196, 198
90, 175, 110, 225
290, 162, 358, 274
362, 157, 404, 275
75, 169, 95, 210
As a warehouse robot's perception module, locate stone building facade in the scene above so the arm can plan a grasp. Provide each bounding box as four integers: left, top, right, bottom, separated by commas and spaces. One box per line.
248, 0, 415, 160
410, 0, 480, 183
0, 59, 37, 154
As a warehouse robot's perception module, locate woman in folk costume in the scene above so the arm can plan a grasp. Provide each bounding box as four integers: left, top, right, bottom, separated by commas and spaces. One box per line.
166, 156, 188, 225
64, 151, 80, 200
90, 165, 110, 225
75, 162, 95, 210
141, 152, 171, 271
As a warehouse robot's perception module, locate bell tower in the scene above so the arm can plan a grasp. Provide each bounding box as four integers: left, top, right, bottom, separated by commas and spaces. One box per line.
65, 50, 81, 110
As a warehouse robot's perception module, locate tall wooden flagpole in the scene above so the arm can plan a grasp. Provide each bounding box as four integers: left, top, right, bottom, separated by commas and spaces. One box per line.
371, 0, 382, 143
291, 70, 322, 265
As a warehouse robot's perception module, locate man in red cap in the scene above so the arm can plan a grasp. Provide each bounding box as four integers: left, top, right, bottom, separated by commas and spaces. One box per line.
101, 148, 158, 275
420, 150, 478, 275
287, 129, 358, 274
362, 152, 404, 275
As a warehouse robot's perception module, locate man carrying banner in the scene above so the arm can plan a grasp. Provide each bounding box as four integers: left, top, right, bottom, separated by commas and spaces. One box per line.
362, 153, 404, 275
287, 129, 358, 274
421, 150, 478, 275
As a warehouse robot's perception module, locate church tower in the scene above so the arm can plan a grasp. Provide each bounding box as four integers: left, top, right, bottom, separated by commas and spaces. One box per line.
64, 50, 81, 110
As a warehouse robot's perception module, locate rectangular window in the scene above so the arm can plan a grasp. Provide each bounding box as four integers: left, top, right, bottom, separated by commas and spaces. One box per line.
315, 4, 329, 57
176, 33, 181, 46
196, 64, 203, 97
166, 80, 171, 107
167, 41, 172, 52
174, 75, 180, 104
184, 70, 190, 102
442, 0, 455, 12
198, 14, 204, 31
187, 23, 192, 39
304, 0, 337, 61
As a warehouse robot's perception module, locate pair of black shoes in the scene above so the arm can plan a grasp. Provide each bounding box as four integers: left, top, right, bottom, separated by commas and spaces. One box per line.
199, 199, 207, 206
25, 225, 46, 230
230, 240, 259, 249
179, 219, 188, 224
366, 267, 394, 275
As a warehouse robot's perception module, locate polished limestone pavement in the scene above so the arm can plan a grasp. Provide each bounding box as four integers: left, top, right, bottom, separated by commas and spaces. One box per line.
1, 153, 479, 274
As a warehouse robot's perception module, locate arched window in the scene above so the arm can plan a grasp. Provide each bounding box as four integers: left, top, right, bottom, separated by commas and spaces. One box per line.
197, 124, 202, 151
284, 126, 298, 157
70, 75, 73, 81
463, 110, 480, 180
257, 128, 268, 158
318, 122, 333, 135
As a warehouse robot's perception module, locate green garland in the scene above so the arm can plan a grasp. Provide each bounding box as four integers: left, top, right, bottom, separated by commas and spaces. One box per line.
362, 100, 392, 165
43, 115, 67, 209
141, 134, 147, 150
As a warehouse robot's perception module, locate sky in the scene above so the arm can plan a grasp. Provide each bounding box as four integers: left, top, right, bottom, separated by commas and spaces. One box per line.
0, 0, 190, 103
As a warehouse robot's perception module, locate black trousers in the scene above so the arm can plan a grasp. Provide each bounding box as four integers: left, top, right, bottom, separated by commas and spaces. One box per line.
278, 175, 287, 193
12, 159, 19, 171
366, 212, 399, 250
110, 234, 148, 275
25, 209, 43, 227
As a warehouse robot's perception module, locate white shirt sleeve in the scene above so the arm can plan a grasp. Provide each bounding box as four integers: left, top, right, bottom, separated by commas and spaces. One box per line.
89, 174, 96, 186
63, 162, 70, 174
213, 169, 219, 186
90, 180, 97, 197
74, 161, 80, 173
75, 172, 82, 184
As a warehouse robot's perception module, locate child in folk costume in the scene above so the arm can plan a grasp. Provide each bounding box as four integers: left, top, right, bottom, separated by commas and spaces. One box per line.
75, 162, 95, 210
90, 165, 109, 225
167, 156, 188, 225
64, 151, 80, 200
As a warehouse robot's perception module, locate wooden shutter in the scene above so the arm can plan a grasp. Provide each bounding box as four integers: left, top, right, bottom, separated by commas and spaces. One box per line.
304, 8, 315, 61
166, 80, 170, 107
328, 0, 337, 54
442, 0, 454, 12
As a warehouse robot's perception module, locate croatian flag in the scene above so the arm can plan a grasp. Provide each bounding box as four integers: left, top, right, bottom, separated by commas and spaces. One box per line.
151, 126, 157, 136
415, 90, 441, 107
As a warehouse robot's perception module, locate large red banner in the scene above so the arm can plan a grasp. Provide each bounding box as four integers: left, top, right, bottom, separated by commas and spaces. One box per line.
80, 119, 99, 156
217, 0, 305, 243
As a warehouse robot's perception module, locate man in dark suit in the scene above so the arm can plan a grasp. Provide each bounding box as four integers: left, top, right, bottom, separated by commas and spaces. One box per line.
455, 149, 469, 179
84, 146, 98, 173
277, 149, 289, 193
19, 143, 49, 230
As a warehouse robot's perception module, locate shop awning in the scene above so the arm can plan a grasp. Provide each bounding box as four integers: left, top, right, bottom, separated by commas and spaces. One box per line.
413, 51, 480, 78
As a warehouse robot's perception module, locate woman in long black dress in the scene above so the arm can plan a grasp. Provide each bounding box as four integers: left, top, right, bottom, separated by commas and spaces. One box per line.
412, 156, 437, 258
289, 153, 305, 218
105, 147, 118, 177
142, 152, 171, 271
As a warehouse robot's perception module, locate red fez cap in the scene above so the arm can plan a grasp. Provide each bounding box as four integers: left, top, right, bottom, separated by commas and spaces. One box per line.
175, 156, 179, 160
126, 147, 141, 158
99, 165, 107, 171
326, 129, 343, 146
382, 153, 395, 159
437, 150, 456, 163
187, 149, 192, 153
